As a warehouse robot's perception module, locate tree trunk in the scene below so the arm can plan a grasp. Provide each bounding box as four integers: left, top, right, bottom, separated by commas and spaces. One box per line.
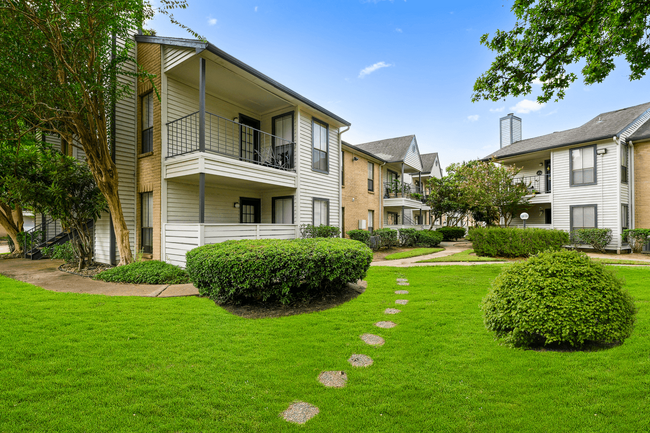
12, 207, 24, 232
0, 204, 23, 255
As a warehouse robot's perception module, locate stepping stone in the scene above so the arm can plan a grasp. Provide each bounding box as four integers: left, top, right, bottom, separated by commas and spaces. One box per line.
280, 401, 319, 424
396, 278, 408, 282
348, 354, 374, 367
318, 371, 348, 388
397, 282, 410, 286
395, 290, 409, 295
375, 321, 397, 329
384, 308, 401, 314
360, 333, 385, 346
395, 299, 409, 305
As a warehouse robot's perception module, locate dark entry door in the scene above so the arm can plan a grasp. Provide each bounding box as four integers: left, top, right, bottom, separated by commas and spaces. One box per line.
240, 197, 261, 223
239, 114, 260, 163
545, 159, 551, 192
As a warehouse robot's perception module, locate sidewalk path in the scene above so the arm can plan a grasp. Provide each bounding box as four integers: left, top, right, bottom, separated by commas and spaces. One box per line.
370, 242, 493, 268
0, 258, 200, 297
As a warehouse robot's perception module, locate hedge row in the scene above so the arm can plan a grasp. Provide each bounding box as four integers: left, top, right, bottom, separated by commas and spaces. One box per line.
186, 238, 373, 304
95, 260, 190, 284
469, 227, 569, 258
347, 228, 443, 249
436, 226, 466, 241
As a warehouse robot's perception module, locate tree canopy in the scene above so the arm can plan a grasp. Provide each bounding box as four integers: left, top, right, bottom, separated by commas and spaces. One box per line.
472, 0, 650, 103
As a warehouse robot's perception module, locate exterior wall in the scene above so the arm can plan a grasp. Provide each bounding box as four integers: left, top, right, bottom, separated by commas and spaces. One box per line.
164, 47, 195, 72
403, 137, 423, 171
634, 140, 650, 229
136, 43, 162, 259
341, 148, 382, 236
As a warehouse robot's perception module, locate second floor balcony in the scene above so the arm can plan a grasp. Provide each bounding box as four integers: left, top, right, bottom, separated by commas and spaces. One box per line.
514, 174, 551, 195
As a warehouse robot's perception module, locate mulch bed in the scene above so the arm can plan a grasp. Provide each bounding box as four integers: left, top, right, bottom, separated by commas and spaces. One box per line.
59, 262, 112, 278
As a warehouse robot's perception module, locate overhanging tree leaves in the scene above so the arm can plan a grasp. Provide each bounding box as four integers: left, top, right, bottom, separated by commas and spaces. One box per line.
472, 0, 650, 103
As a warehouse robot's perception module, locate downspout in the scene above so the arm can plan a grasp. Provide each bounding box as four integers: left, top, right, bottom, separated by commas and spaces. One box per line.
615, 136, 621, 254
338, 126, 350, 237
109, 32, 117, 266
380, 161, 386, 228
401, 162, 405, 226
630, 140, 635, 229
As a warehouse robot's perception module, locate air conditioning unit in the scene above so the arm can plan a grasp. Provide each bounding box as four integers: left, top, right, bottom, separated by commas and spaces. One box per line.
358, 219, 367, 230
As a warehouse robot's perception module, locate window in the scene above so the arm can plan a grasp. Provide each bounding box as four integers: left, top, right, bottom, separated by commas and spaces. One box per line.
272, 112, 294, 169
368, 210, 374, 232
240, 198, 261, 224
622, 204, 629, 232
272, 196, 294, 224
341, 151, 345, 185
570, 146, 595, 186
313, 198, 329, 226
141, 192, 153, 254
387, 212, 399, 226
312, 119, 328, 172
571, 205, 597, 230
142, 92, 154, 154
621, 143, 629, 183
368, 162, 374, 192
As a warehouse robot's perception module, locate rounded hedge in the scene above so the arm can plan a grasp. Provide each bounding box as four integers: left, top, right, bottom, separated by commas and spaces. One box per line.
186, 238, 373, 304
436, 226, 466, 241
482, 250, 636, 348
94, 260, 190, 284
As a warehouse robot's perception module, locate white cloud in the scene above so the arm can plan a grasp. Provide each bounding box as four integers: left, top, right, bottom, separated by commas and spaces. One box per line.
207, 16, 217, 26
510, 99, 545, 114
532, 77, 544, 85
358, 61, 393, 78
489, 106, 505, 113
467, 115, 480, 122
544, 109, 558, 117
396, 28, 402, 32
254, 6, 258, 12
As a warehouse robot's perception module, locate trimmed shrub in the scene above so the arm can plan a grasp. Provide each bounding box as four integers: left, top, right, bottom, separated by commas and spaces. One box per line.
399, 228, 419, 247
482, 250, 636, 348
347, 229, 371, 245
436, 226, 466, 241
416, 230, 444, 247
571, 228, 612, 253
470, 227, 569, 258
622, 228, 650, 253
300, 224, 341, 239
373, 228, 398, 249
8, 230, 43, 253
94, 260, 190, 284
41, 241, 76, 263
186, 238, 373, 304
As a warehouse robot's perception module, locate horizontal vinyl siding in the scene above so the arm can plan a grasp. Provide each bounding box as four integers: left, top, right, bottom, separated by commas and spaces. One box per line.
163, 224, 199, 267
163, 47, 195, 72
403, 138, 423, 172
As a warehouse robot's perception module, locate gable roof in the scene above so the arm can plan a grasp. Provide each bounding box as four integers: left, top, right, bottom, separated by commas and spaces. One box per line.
353, 135, 416, 162
630, 119, 650, 142
485, 101, 650, 160
420, 153, 438, 174
342, 141, 387, 163
134, 35, 350, 127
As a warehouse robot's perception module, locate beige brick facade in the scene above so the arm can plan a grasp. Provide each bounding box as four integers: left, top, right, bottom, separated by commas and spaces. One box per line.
136, 43, 162, 259
341, 147, 382, 236
634, 140, 650, 229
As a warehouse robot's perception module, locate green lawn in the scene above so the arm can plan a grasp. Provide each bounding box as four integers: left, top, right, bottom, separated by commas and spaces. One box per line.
591, 257, 650, 266
384, 247, 444, 260
417, 248, 505, 263
1, 266, 650, 432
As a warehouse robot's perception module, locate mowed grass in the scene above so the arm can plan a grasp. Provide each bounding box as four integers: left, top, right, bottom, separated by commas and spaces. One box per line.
1, 266, 650, 432
418, 248, 505, 263
384, 247, 444, 260
592, 257, 650, 266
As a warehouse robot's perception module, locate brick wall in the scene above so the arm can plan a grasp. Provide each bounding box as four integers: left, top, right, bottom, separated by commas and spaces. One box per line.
136, 43, 162, 259
341, 149, 382, 236
634, 140, 650, 229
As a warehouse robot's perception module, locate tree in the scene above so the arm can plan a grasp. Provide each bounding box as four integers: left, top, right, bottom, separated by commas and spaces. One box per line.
0, 0, 198, 265
426, 170, 472, 228
472, 0, 650, 103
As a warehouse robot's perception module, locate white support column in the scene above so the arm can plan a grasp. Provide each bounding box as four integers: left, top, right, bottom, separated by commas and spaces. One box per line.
198, 224, 205, 247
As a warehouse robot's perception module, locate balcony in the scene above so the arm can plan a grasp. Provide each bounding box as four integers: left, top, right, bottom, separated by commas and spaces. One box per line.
383, 182, 430, 210
513, 174, 551, 203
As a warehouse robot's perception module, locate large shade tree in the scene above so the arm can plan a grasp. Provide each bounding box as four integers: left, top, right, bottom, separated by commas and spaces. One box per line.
0, 0, 198, 265
472, 0, 650, 103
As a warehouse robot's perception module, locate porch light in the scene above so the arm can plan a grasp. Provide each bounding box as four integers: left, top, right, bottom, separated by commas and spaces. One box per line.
352, 156, 359, 162
234, 202, 240, 208
233, 117, 239, 123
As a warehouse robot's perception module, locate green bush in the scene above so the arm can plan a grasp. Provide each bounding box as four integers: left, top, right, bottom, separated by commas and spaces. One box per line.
470, 227, 569, 258
399, 228, 419, 247
186, 238, 373, 304
373, 228, 398, 249
416, 230, 444, 247
300, 224, 341, 239
347, 229, 371, 245
94, 260, 190, 285
41, 241, 76, 263
571, 228, 612, 253
622, 228, 650, 253
8, 230, 43, 253
482, 250, 636, 348
436, 226, 466, 241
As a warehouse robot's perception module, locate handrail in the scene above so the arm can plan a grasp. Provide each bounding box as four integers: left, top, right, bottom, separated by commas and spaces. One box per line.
513, 174, 551, 193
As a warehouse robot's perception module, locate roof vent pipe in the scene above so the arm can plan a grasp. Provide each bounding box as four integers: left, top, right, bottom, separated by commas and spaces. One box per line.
500, 113, 522, 148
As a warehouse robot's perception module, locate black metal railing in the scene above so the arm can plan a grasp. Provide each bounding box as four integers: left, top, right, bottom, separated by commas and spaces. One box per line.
513, 174, 551, 194
383, 182, 427, 202
384, 215, 426, 226
22, 218, 62, 259
166, 111, 295, 171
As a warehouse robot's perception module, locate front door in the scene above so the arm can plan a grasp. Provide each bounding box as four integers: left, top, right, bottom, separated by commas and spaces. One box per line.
239, 114, 260, 163
545, 159, 551, 193
240, 197, 261, 223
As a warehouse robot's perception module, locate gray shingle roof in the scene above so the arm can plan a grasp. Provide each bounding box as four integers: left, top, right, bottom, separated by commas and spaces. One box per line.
630, 119, 650, 142
485, 101, 650, 160
341, 141, 387, 163
420, 153, 438, 174
353, 135, 416, 162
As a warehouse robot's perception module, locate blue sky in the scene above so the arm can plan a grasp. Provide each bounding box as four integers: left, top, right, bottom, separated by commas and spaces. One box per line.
149, 0, 649, 171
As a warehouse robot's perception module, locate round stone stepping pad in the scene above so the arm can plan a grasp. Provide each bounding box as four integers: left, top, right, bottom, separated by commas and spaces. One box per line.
281, 401, 319, 424
348, 354, 374, 367
318, 370, 348, 388
395, 290, 409, 295
375, 321, 397, 329
395, 299, 409, 305
384, 308, 401, 314
360, 333, 385, 346
397, 282, 410, 286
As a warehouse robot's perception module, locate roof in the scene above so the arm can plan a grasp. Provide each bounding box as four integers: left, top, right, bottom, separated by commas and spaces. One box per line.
630, 119, 650, 142
485, 101, 650, 160
342, 141, 387, 163
420, 153, 438, 174
134, 35, 351, 127
353, 135, 416, 162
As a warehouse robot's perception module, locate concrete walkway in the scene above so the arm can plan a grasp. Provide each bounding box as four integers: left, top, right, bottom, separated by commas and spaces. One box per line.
0, 258, 200, 297
370, 242, 498, 267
